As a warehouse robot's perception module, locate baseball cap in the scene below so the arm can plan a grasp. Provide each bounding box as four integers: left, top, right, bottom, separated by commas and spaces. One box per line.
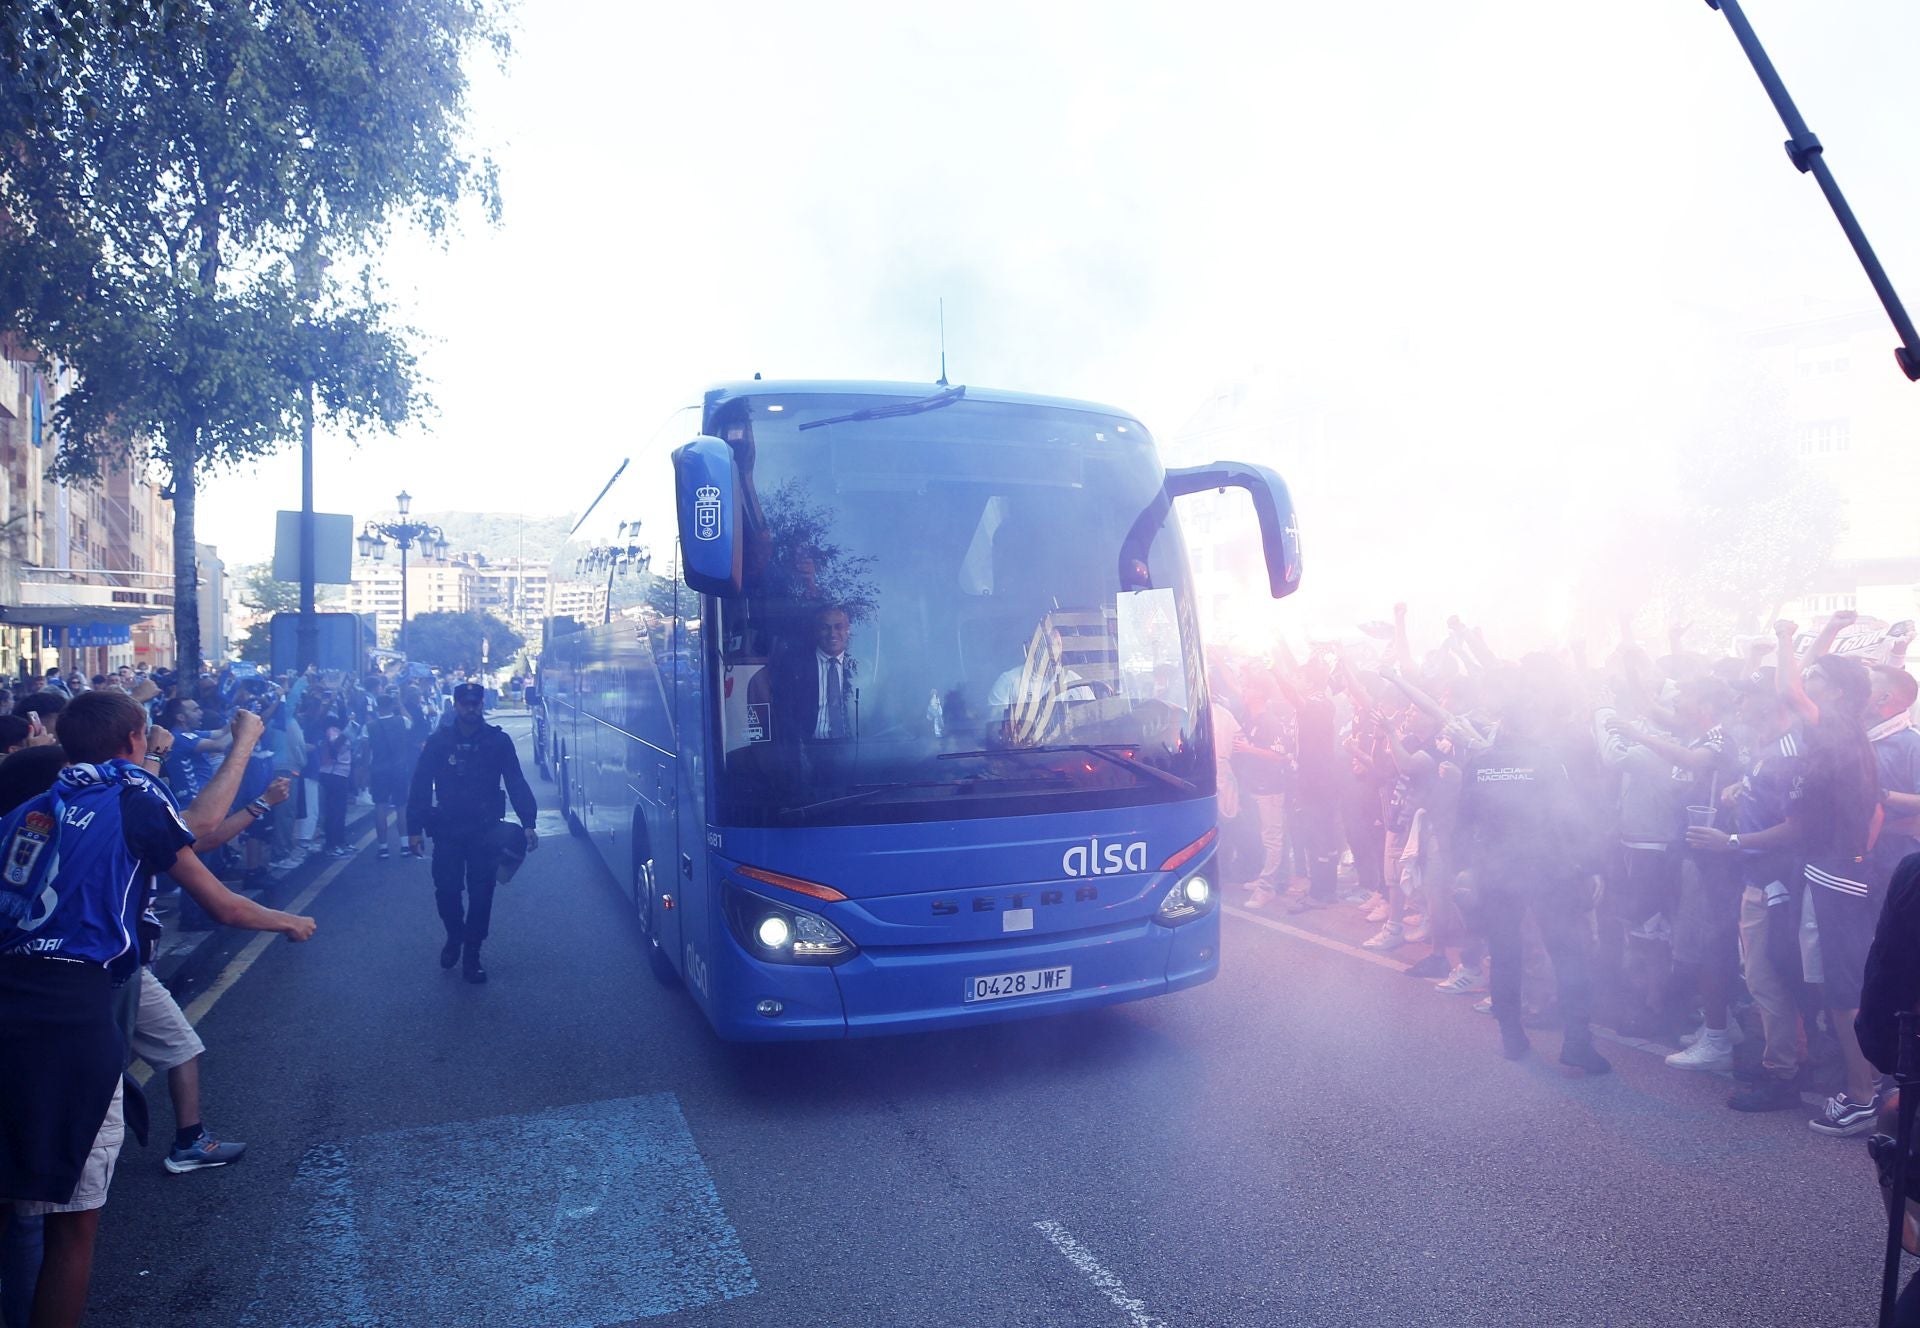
1730, 667, 1777, 699
453, 682, 485, 704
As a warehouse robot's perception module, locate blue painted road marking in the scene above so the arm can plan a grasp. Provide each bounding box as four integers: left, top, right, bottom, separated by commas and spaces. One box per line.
243, 1093, 756, 1327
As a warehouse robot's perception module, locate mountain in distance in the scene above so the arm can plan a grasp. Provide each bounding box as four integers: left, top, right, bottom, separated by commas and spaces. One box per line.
410, 512, 578, 568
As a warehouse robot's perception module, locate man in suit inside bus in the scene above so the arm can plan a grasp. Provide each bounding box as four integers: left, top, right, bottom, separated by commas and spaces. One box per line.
752, 603, 860, 745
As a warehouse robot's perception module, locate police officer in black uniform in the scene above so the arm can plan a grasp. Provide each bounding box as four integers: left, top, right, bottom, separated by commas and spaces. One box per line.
407, 682, 538, 983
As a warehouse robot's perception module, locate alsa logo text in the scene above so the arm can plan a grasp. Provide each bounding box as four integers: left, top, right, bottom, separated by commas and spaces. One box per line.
1061, 838, 1148, 878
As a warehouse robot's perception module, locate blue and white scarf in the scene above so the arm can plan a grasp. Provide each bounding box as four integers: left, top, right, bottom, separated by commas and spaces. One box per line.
0, 760, 148, 928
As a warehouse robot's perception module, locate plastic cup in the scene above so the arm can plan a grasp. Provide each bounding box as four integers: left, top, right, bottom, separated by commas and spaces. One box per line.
1685, 805, 1716, 829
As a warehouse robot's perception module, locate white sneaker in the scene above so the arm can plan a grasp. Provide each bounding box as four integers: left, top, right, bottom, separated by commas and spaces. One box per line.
1244, 887, 1275, 910
1680, 1021, 1746, 1048
1434, 965, 1488, 995
1361, 922, 1404, 951
1665, 1036, 1733, 1072
1362, 894, 1389, 923
1403, 916, 1430, 943
1628, 912, 1672, 943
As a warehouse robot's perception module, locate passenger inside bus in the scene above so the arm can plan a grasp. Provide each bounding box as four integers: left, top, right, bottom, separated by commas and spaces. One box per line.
747, 603, 861, 743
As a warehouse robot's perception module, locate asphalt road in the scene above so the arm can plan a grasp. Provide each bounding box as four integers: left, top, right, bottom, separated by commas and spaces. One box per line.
83, 725, 1887, 1327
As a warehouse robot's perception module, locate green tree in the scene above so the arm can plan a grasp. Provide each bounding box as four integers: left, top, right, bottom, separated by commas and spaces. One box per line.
0, 0, 506, 676
233, 562, 299, 665
402, 610, 522, 674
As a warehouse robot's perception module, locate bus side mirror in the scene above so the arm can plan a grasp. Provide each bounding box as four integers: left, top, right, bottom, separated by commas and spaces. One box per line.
672, 436, 743, 596
1165, 461, 1302, 599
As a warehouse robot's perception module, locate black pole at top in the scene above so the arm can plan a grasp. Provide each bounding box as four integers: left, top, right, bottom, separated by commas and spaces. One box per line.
298, 379, 317, 672
1705, 0, 1920, 382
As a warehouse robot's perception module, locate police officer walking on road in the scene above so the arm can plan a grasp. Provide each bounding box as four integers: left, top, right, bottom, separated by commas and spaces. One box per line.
407, 682, 538, 984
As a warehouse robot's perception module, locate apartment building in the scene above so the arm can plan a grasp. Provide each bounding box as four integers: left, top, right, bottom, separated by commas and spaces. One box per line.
0, 337, 188, 677
467, 556, 550, 650
345, 546, 556, 653
547, 576, 608, 633
345, 555, 476, 648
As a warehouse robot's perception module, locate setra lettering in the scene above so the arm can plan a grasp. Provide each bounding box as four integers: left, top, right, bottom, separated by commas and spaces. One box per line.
932, 886, 1096, 917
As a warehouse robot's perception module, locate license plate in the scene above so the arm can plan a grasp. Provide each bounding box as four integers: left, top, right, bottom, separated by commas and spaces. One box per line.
963, 965, 1072, 1004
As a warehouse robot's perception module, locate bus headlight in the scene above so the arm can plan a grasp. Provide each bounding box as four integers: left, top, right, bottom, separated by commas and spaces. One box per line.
726, 886, 858, 965
1156, 874, 1214, 925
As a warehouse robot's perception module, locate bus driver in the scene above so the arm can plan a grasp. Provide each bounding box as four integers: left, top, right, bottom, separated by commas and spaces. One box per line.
988, 623, 1094, 745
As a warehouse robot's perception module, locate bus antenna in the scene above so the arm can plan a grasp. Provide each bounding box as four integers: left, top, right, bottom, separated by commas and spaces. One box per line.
936, 299, 948, 387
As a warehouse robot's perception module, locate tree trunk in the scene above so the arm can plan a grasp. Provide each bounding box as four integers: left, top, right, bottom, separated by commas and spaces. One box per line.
170, 428, 200, 681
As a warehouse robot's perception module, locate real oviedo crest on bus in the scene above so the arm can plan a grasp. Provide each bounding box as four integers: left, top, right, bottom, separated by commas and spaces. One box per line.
693, 485, 723, 542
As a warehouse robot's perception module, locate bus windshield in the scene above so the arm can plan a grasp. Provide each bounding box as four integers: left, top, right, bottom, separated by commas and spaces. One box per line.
710, 391, 1213, 828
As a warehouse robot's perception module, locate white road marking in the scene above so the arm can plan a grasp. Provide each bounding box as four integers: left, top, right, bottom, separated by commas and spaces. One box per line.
1034, 1220, 1167, 1328
1223, 903, 1411, 972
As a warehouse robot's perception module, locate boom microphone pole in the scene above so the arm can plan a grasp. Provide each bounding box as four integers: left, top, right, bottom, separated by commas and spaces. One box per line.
1703, 0, 1920, 382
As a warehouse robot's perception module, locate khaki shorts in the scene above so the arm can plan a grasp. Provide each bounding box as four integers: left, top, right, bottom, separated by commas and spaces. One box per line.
12, 1079, 123, 1215
1800, 885, 1824, 986
131, 967, 204, 1073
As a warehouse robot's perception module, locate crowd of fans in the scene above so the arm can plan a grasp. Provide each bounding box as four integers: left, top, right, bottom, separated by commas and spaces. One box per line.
1210, 606, 1919, 1126
0, 657, 517, 1327
0, 661, 506, 876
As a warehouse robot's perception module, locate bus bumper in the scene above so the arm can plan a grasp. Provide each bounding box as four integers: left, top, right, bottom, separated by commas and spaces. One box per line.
705, 910, 1220, 1041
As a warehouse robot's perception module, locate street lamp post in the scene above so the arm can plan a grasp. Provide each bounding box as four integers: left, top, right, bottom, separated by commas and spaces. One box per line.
357, 490, 450, 654
293, 244, 329, 674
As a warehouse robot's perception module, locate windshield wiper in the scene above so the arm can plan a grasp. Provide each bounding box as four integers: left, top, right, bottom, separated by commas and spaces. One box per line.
797, 385, 966, 430
940, 744, 1197, 794
775, 780, 956, 822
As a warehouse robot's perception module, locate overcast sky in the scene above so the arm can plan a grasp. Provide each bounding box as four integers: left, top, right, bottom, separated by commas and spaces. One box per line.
195, 0, 1918, 639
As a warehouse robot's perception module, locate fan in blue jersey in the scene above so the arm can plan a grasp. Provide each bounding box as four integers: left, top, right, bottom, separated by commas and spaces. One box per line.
0, 691, 317, 1327
155, 695, 231, 806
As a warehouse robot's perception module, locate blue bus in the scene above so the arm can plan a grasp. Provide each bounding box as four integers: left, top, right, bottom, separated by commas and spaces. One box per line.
541, 380, 1299, 1040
